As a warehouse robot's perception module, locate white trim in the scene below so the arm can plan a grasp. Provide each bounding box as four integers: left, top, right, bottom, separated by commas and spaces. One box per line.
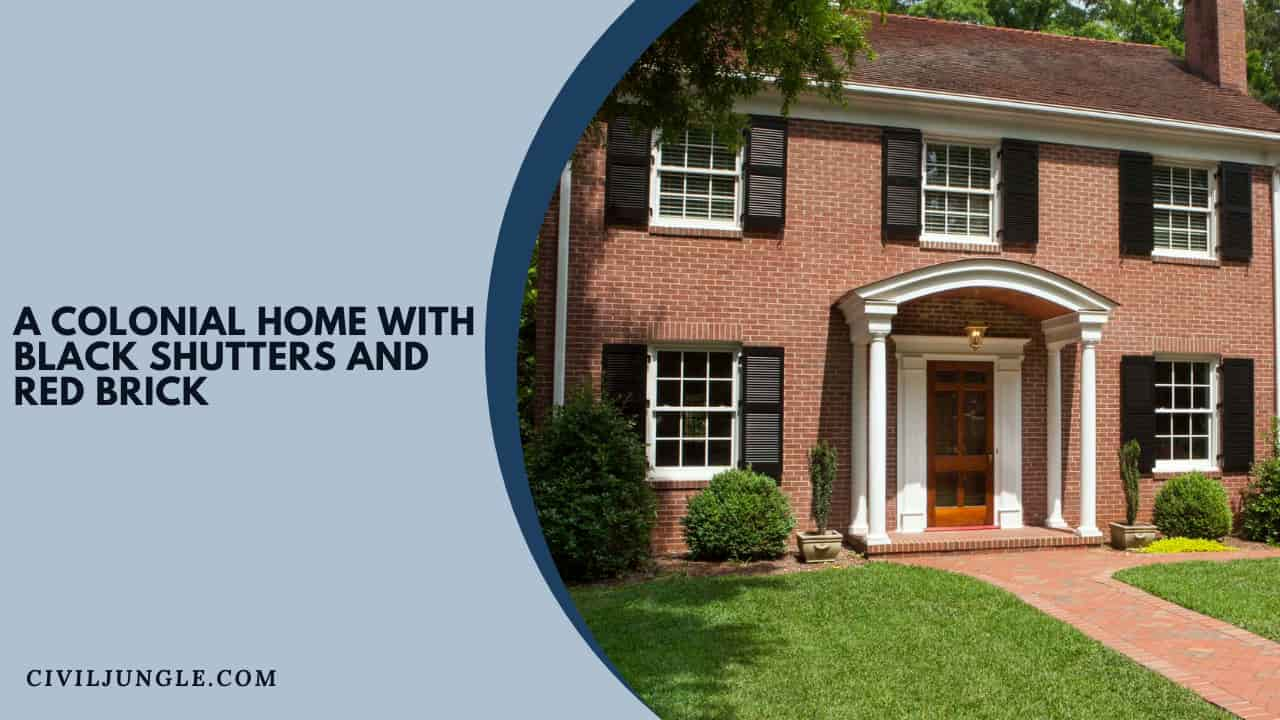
1151, 161, 1217, 260
1152, 355, 1219, 470
552, 162, 571, 406
892, 335, 1030, 357
649, 128, 744, 232
920, 138, 999, 246
644, 345, 741, 483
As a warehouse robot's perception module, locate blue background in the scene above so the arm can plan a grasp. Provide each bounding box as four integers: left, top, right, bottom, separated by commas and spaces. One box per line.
0, 1, 670, 716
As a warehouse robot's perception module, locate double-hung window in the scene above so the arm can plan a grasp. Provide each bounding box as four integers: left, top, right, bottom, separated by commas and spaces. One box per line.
1153, 164, 1214, 258
652, 128, 743, 230
650, 348, 739, 477
923, 141, 996, 243
1153, 358, 1217, 472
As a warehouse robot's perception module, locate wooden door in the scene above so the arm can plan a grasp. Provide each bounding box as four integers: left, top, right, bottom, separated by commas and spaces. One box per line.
927, 362, 995, 528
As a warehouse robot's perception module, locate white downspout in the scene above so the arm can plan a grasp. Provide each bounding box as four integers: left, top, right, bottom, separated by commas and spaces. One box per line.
552, 161, 571, 406
1273, 167, 1279, 419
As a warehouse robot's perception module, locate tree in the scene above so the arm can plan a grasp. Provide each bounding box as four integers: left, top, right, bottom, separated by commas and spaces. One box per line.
1247, 0, 1280, 108
906, 0, 994, 24
599, 0, 880, 148
517, 240, 537, 444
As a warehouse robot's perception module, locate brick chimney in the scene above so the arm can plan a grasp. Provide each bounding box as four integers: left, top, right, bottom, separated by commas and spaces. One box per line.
1183, 0, 1248, 92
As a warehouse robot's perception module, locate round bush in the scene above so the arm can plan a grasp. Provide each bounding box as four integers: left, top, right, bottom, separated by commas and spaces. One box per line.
525, 389, 656, 581
682, 468, 796, 561
1152, 472, 1233, 540
1243, 456, 1280, 545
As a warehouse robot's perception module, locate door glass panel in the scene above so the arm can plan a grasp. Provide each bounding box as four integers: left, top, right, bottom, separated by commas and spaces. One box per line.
936, 370, 958, 384
936, 472, 959, 507
934, 391, 959, 455
963, 371, 986, 385
963, 391, 988, 454
962, 472, 987, 507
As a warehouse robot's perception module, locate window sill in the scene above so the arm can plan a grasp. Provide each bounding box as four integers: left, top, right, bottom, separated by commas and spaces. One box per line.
649, 223, 744, 240
648, 476, 715, 491
1152, 463, 1219, 478
1151, 252, 1220, 268
920, 237, 1001, 254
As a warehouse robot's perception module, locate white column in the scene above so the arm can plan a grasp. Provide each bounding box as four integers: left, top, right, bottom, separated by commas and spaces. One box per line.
866, 324, 891, 546
848, 337, 869, 537
1076, 336, 1102, 538
1045, 342, 1068, 529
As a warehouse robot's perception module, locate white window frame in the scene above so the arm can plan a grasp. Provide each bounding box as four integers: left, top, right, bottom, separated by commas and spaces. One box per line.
1152, 354, 1220, 474
1151, 159, 1217, 261
649, 129, 745, 232
921, 137, 1000, 246
646, 344, 741, 482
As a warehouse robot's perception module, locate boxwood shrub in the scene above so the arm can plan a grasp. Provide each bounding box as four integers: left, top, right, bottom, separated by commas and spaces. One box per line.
682, 468, 796, 561
525, 388, 656, 581
1152, 472, 1232, 540
1243, 422, 1280, 544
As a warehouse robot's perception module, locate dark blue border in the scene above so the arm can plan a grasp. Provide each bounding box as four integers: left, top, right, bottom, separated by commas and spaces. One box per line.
484, 0, 696, 705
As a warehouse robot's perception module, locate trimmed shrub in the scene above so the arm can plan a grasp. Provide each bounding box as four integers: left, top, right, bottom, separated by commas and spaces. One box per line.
682, 468, 796, 561
1242, 419, 1280, 545
1118, 439, 1141, 525
525, 388, 656, 581
1152, 472, 1232, 540
809, 441, 837, 533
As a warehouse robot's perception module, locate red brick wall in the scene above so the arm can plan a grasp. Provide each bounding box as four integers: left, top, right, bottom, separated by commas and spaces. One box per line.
533, 119, 1275, 555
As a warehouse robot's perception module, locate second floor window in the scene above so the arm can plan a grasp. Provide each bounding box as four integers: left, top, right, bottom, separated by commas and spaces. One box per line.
1153, 165, 1213, 257
923, 142, 995, 242
653, 128, 742, 229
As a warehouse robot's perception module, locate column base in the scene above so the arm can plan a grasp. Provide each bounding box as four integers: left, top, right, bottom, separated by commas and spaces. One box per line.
846, 523, 869, 538
1074, 526, 1103, 538
864, 532, 892, 547
1045, 518, 1070, 530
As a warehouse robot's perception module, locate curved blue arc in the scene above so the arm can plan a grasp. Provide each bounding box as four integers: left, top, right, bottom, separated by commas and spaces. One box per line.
483, 0, 697, 709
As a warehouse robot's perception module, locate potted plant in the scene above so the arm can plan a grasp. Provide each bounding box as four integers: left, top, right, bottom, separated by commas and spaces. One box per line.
798, 441, 842, 562
1110, 439, 1158, 550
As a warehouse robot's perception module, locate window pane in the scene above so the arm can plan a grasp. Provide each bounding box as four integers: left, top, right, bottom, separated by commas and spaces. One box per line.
1173, 437, 1190, 460
1155, 386, 1172, 409
682, 440, 707, 466
963, 472, 987, 507
1192, 413, 1209, 436
710, 198, 734, 220
683, 380, 707, 406
657, 352, 680, 377
657, 380, 680, 406
682, 412, 707, 438
1193, 363, 1209, 385
970, 215, 990, 237
1176, 363, 1192, 384
708, 413, 733, 438
656, 440, 680, 466
708, 440, 732, 466
936, 472, 958, 506
709, 380, 733, 407
926, 192, 946, 212
656, 412, 680, 438
709, 352, 733, 378
659, 195, 683, 218
1156, 362, 1173, 384
1193, 386, 1209, 409
1192, 437, 1208, 460
925, 213, 946, 233
661, 143, 685, 167
685, 197, 709, 218
1159, 436, 1174, 460
1174, 414, 1190, 436
686, 145, 712, 169
683, 352, 707, 378
1176, 387, 1191, 409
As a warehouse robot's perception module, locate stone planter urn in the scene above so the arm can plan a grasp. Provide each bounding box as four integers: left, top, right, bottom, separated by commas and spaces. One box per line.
1109, 522, 1159, 550
797, 530, 843, 563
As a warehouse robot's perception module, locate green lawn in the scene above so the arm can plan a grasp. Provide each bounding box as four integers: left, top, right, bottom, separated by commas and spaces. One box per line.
572, 564, 1229, 720
1114, 558, 1280, 643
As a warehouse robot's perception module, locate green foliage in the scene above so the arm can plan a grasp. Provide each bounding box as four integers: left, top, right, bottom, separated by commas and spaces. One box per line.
1119, 439, 1142, 526
517, 240, 537, 445
808, 441, 838, 532
526, 388, 656, 581
1152, 472, 1233, 540
1137, 537, 1235, 554
601, 0, 879, 150
906, 0, 993, 24
682, 468, 797, 560
1242, 417, 1280, 545
1247, 0, 1280, 110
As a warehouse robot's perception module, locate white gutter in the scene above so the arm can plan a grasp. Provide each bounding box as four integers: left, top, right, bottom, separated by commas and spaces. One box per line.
552, 161, 571, 406
840, 81, 1280, 145
1274, 168, 1279, 419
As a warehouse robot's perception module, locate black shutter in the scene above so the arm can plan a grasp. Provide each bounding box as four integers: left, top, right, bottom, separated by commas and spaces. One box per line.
1119, 152, 1154, 256
605, 115, 651, 225
882, 128, 922, 241
1000, 140, 1039, 248
1219, 163, 1253, 262
740, 347, 784, 482
601, 344, 648, 442
1221, 358, 1255, 472
1120, 356, 1157, 473
743, 116, 787, 231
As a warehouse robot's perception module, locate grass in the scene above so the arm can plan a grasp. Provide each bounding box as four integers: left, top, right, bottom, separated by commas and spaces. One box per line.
1114, 558, 1280, 643
1136, 537, 1234, 554
572, 564, 1229, 720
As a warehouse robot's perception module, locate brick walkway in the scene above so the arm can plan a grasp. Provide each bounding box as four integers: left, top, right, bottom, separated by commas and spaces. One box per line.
891, 545, 1280, 719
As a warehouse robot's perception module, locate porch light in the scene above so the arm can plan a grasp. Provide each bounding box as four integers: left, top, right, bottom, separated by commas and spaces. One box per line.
965, 321, 989, 351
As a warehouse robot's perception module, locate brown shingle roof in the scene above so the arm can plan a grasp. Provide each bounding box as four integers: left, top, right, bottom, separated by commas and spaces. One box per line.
851, 14, 1280, 133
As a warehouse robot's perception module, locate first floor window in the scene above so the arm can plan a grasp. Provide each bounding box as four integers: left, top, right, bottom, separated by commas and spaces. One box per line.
923, 141, 994, 240
654, 128, 741, 228
1153, 164, 1213, 255
1154, 358, 1216, 469
651, 348, 738, 470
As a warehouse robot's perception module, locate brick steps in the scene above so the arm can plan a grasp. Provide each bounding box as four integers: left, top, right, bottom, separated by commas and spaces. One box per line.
849, 527, 1103, 556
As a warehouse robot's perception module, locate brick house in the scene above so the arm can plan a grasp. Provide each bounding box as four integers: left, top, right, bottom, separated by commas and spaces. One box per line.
534, 2, 1280, 555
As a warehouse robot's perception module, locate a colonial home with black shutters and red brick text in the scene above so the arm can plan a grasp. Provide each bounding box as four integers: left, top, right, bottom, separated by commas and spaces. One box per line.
534, 2, 1280, 556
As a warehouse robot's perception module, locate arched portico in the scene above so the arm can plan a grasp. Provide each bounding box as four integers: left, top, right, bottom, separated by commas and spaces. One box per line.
836, 259, 1117, 546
